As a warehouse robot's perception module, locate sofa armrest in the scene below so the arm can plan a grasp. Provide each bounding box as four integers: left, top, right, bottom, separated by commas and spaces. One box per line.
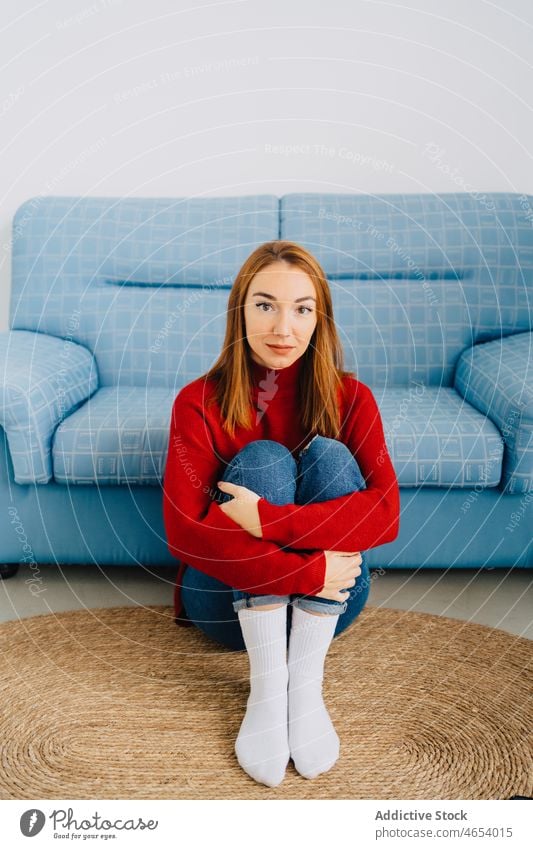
0, 330, 98, 484
454, 331, 532, 493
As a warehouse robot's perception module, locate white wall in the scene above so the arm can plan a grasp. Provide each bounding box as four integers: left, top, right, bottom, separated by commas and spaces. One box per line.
1, 0, 532, 330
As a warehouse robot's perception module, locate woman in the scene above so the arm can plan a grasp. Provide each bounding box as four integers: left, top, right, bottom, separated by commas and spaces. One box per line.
162, 240, 400, 788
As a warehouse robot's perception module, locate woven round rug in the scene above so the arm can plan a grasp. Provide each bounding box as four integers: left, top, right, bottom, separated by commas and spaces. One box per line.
0, 604, 531, 800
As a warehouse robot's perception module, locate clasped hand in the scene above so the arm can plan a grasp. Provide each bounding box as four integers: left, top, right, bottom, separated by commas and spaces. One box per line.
216, 481, 262, 538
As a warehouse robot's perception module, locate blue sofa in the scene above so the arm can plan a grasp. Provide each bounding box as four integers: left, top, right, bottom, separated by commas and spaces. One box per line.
1, 193, 532, 600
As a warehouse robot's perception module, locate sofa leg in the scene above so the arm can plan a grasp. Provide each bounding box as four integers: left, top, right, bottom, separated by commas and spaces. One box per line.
0, 564, 19, 579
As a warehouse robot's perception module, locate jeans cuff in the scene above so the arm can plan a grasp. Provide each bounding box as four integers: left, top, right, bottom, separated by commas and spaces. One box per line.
291, 597, 348, 615
232, 594, 291, 612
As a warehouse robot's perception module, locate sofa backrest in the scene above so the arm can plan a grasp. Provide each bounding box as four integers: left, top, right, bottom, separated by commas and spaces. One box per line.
10, 192, 532, 389
10, 195, 279, 389
280, 192, 533, 386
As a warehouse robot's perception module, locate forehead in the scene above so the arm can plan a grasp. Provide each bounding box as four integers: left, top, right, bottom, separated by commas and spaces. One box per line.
249, 262, 315, 294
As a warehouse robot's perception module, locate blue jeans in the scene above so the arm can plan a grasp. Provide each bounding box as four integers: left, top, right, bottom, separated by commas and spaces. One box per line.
181, 436, 371, 651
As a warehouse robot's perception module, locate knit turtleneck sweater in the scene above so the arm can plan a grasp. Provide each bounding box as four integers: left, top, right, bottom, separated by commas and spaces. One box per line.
163, 353, 400, 626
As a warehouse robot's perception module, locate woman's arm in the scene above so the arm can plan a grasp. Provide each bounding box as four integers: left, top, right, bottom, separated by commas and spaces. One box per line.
256, 381, 400, 552
162, 386, 327, 597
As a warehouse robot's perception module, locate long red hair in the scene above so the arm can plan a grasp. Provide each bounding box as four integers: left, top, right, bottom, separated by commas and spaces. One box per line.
201, 240, 355, 438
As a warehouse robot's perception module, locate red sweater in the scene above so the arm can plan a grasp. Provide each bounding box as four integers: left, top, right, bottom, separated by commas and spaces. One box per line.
162, 354, 400, 625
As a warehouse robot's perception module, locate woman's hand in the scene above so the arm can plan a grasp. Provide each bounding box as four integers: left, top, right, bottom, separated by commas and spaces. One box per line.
216, 481, 263, 538
316, 550, 363, 602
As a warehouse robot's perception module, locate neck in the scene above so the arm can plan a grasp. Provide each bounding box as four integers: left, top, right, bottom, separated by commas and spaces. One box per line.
249, 352, 306, 395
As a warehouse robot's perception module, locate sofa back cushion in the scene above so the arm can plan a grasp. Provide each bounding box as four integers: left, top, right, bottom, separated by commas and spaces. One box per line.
330, 278, 471, 386
11, 192, 532, 390
10, 195, 279, 389
282, 192, 533, 385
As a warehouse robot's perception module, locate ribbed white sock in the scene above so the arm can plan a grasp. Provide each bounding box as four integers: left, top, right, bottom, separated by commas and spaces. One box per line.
235, 605, 290, 787
288, 605, 340, 779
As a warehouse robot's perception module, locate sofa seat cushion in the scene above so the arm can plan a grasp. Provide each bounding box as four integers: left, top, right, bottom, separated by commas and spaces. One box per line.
51, 383, 504, 489
52, 387, 175, 485
379, 387, 504, 487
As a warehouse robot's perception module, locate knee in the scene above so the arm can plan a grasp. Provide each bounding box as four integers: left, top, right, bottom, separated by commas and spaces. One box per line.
305, 435, 351, 460
302, 435, 365, 490
223, 439, 297, 504
234, 439, 296, 473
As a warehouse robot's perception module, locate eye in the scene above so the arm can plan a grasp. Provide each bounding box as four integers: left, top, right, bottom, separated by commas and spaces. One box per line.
254, 301, 313, 315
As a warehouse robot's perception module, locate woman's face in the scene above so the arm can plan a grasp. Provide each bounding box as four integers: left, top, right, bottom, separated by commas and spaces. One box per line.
243, 260, 318, 370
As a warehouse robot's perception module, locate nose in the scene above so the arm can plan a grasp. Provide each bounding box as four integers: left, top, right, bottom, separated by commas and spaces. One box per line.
272, 308, 292, 337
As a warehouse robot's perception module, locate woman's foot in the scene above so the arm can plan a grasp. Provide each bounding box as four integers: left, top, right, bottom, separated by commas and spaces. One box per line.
287, 606, 340, 779
235, 605, 290, 787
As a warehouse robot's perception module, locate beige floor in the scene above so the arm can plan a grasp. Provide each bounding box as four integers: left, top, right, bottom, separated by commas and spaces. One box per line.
0, 563, 531, 640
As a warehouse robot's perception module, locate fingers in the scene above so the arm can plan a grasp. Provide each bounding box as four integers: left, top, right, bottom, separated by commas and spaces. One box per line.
217, 481, 259, 503
341, 567, 361, 590
336, 552, 362, 567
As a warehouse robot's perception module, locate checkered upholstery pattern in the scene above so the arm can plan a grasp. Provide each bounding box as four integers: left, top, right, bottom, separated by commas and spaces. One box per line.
281, 192, 533, 345
376, 386, 503, 488
5, 192, 532, 488
455, 331, 532, 493
0, 329, 97, 483
11, 195, 279, 388
330, 278, 472, 386
51, 383, 504, 488
52, 386, 175, 485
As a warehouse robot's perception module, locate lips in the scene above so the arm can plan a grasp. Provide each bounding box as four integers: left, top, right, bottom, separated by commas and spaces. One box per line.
267, 344, 295, 351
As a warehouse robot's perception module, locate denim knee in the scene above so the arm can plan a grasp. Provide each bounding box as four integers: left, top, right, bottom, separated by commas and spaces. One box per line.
297, 435, 366, 500
216, 439, 297, 507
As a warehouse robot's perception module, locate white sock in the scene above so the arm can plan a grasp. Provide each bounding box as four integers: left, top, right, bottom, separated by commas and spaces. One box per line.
288, 605, 340, 779
235, 605, 290, 787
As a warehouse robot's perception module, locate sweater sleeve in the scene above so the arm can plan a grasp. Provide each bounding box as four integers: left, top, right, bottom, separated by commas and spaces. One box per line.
256, 380, 400, 552
162, 385, 327, 597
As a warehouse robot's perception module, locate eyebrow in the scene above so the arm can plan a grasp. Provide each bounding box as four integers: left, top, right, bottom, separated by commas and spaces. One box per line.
250, 291, 316, 303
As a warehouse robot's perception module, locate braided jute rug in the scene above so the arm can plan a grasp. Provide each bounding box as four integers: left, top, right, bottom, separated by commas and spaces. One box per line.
0, 604, 531, 800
